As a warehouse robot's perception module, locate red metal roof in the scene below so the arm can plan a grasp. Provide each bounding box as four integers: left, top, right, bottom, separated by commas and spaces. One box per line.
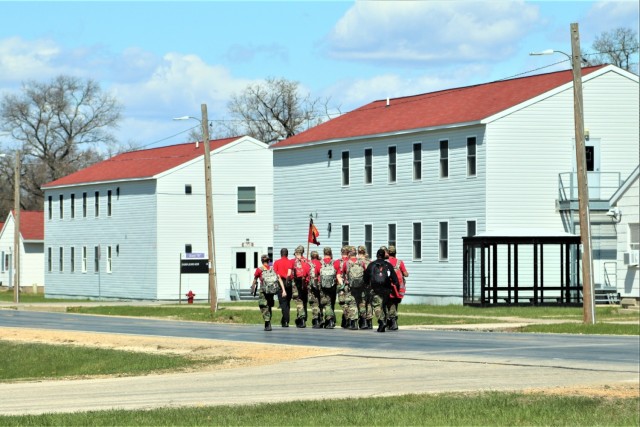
42, 137, 240, 188
272, 66, 605, 148
10, 211, 44, 241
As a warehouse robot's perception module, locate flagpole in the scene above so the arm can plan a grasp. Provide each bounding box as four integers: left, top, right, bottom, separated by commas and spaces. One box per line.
307, 216, 311, 257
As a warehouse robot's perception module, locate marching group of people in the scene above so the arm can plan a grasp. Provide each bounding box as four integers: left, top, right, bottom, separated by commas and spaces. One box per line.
250, 244, 409, 333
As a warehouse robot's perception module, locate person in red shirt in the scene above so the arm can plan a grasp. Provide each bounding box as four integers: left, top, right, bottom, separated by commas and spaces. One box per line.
291, 245, 312, 328
307, 250, 322, 328
273, 247, 293, 327
338, 246, 360, 330
334, 246, 349, 328
386, 245, 409, 331
251, 254, 285, 331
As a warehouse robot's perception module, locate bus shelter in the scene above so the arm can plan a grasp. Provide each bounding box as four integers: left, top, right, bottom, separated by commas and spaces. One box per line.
463, 230, 582, 306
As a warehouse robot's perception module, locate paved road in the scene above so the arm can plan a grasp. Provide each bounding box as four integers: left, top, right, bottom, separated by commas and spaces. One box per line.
0, 310, 638, 415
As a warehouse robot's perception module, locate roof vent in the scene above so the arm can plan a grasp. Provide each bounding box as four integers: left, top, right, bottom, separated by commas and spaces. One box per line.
386, 97, 390, 107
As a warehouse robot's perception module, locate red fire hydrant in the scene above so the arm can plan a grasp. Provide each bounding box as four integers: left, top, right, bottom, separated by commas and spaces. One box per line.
185, 290, 196, 304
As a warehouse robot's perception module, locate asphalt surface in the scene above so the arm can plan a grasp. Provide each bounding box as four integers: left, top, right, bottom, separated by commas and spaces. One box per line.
0, 310, 638, 416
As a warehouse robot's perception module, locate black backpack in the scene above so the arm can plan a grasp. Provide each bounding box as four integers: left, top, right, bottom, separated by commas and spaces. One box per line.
371, 261, 390, 288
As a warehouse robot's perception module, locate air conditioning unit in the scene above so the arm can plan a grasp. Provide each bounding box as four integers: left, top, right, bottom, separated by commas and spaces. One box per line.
623, 250, 639, 267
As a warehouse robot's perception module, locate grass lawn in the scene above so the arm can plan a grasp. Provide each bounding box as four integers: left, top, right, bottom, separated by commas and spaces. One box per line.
0, 391, 637, 426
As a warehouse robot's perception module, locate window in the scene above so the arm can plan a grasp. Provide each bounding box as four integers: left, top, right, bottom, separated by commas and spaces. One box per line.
388, 146, 397, 183
439, 221, 449, 261
440, 140, 449, 178
94, 192, 99, 217
238, 186, 256, 213
467, 220, 477, 237
82, 193, 87, 217
107, 190, 112, 216
388, 223, 397, 248
364, 224, 372, 258
59, 195, 64, 219
70, 194, 75, 219
235, 252, 246, 269
412, 222, 422, 260
1, 251, 4, 273
629, 223, 639, 251
185, 184, 192, 195
342, 225, 349, 247
48, 247, 52, 272
341, 151, 350, 186
185, 244, 192, 254
107, 246, 112, 273
59, 247, 64, 272
82, 246, 87, 273
585, 146, 595, 172
467, 137, 477, 177
94, 246, 100, 273
413, 143, 422, 181
364, 148, 372, 184
70, 247, 75, 273
48, 196, 52, 220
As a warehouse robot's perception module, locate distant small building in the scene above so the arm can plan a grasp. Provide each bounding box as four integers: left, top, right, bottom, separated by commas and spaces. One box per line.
42, 136, 273, 301
0, 211, 44, 291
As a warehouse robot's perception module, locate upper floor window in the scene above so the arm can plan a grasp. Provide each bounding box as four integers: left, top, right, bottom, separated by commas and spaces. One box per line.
48, 196, 52, 220
185, 184, 192, 195
467, 137, 477, 177
238, 186, 256, 213
70, 194, 75, 219
59, 195, 64, 219
364, 148, 372, 184
82, 193, 87, 218
439, 221, 449, 261
413, 143, 422, 181
341, 151, 350, 186
440, 140, 449, 178
388, 146, 397, 183
107, 190, 112, 216
94, 192, 99, 217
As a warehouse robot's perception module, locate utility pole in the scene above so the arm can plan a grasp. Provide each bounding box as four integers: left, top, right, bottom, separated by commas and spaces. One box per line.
570, 23, 596, 324
201, 104, 218, 313
13, 151, 20, 304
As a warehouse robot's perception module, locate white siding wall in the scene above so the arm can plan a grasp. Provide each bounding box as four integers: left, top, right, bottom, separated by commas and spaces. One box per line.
274, 126, 486, 304
485, 69, 639, 231
0, 216, 44, 289
156, 137, 273, 300
45, 181, 158, 299
615, 177, 639, 299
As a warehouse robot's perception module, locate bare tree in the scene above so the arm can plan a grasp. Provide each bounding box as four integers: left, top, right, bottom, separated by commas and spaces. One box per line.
223, 77, 333, 144
585, 27, 639, 73
0, 75, 122, 217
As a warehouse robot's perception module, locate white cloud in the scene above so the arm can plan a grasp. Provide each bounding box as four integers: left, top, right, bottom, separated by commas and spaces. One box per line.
582, 1, 640, 40
0, 37, 65, 82
325, 1, 541, 64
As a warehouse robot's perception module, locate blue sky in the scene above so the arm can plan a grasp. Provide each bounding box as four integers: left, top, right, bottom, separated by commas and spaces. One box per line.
0, 1, 638, 149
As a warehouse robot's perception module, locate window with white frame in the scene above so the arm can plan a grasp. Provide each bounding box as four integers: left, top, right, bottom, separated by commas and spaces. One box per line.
388, 146, 397, 183
59, 195, 64, 219
413, 143, 422, 181
47, 247, 52, 272
364, 224, 372, 258
70, 247, 75, 273
107, 246, 112, 273
629, 223, 639, 250
82, 192, 87, 217
237, 186, 256, 213
70, 194, 75, 219
388, 223, 397, 248
412, 222, 422, 260
94, 246, 100, 272
1, 251, 4, 273
108, 190, 112, 216
48, 196, 52, 220
341, 151, 350, 186
439, 221, 449, 261
342, 225, 349, 247
440, 140, 449, 178
59, 247, 64, 272
82, 246, 87, 273
364, 148, 372, 184
467, 137, 477, 177
94, 192, 99, 217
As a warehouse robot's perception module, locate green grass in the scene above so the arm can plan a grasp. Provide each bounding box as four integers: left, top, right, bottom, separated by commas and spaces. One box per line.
0, 391, 637, 426
0, 341, 226, 382
0, 291, 90, 303
514, 322, 640, 335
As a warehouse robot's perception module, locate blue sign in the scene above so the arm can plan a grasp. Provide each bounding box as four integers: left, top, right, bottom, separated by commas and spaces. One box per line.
185, 253, 206, 259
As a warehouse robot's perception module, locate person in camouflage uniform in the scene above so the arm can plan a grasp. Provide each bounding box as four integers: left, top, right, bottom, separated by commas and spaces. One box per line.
335, 246, 350, 328
338, 246, 361, 330
307, 250, 323, 328
251, 254, 286, 331
356, 245, 373, 329
291, 245, 312, 328
364, 248, 400, 332
386, 245, 409, 331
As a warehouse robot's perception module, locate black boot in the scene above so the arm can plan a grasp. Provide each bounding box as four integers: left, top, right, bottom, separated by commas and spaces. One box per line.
296, 317, 306, 328
341, 314, 347, 328
326, 318, 335, 329
390, 317, 398, 331
312, 318, 322, 329
349, 319, 358, 330
264, 321, 272, 331
377, 319, 386, 332
358, 317, 366, 329
366, 319, 373, 329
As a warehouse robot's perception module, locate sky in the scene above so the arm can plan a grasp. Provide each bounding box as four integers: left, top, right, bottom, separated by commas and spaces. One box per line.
0, 0, 638, 150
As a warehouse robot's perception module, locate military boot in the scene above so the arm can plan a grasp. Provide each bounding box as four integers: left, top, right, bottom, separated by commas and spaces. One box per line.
349, 319, 358, 330
366, 319, 373, 329
326, 318, 336, 329
341, 314, 347, 328
358, 317, 366, 329
312, 318, 322, 329
389, 317, 398, 331
264, 321, 272, 331
377, 319, 386, 332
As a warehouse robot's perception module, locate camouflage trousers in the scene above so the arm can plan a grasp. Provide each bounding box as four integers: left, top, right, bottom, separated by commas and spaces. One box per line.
338, 285, 358, 321
371, 290, 390, 322
292, 279, 308, 320
309, 286, 335, 321
386, 297, 402, 319
354, 287, 373, 320
258, 289, 276, 321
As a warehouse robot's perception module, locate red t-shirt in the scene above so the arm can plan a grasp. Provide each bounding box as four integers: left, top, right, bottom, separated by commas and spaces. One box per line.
273, 256, 292, 279
335, 256, 347, 278
311, 259, 322, 277
292, 256, 311, 279
388, 257, 408, 298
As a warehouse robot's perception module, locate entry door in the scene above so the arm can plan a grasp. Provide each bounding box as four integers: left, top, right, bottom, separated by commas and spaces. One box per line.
230, 247, 261, 290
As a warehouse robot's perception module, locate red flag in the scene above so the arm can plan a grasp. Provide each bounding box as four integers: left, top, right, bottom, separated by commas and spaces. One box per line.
308, 218, 320, 245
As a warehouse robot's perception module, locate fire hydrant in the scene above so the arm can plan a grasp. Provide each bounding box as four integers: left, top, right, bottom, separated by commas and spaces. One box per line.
185, 290, 196, 304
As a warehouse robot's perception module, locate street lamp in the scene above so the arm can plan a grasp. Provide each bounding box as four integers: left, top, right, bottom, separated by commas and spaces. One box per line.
173, 104, 217, 312
0, 151, 20, 303
530, 23, 595, 324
